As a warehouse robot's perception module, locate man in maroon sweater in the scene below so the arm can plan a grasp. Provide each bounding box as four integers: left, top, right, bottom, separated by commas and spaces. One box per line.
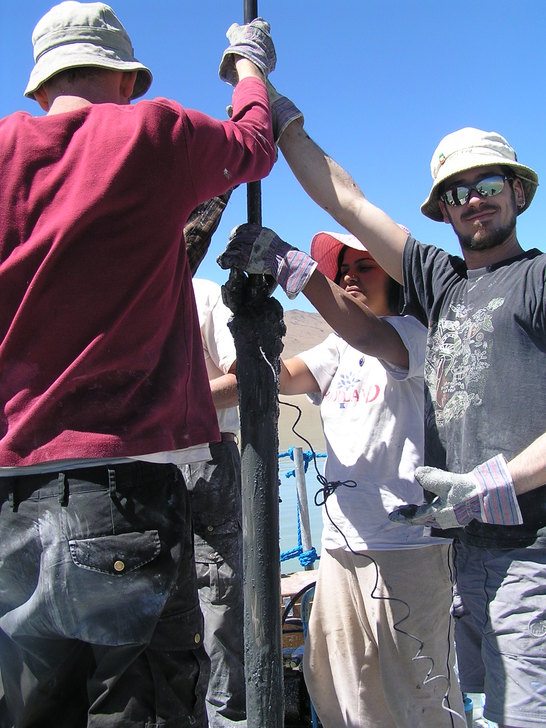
0, 3, 275, 726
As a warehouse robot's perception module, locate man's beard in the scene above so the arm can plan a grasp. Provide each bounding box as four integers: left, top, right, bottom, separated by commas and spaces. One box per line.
455, 196, 518, 252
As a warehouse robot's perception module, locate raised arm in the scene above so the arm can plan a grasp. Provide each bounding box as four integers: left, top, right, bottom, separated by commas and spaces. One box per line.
217, 226, 410, 368
219, 18, 276, 86
301, 270, 409, 368
278, 122, 407, 284
233, 57, 266, 83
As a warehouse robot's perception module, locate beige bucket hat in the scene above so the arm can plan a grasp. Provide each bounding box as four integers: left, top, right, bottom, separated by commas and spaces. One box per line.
25, 1, 152, 100
421, 127, 539, 221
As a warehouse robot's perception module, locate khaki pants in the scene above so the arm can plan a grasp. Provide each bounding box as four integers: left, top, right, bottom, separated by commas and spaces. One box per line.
303, 544, 464, 728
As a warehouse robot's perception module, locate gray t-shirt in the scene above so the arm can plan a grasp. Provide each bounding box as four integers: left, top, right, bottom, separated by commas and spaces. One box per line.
403, 237, 546, 547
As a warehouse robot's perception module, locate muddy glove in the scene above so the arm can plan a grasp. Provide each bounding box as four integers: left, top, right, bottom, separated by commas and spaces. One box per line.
219, 18, 276, 86
266, 80, 304, 144
217, 223, 317, 299
388, 454, 523, 530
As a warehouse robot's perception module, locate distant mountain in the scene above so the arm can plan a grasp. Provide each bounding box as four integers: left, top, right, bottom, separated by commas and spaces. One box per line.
280, 309, 333, 359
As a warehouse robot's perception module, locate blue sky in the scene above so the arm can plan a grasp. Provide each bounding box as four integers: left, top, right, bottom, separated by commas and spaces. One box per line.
2, 1, 545, 314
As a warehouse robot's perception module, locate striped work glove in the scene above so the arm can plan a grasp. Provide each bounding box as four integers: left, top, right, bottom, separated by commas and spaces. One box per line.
388, 455, 523, 530
217, 224, 317, 300
219, 18, 276, 86
266, 80, 304, 145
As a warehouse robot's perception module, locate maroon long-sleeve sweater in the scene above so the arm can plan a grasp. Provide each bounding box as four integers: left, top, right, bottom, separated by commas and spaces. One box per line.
0, 77, 274, 466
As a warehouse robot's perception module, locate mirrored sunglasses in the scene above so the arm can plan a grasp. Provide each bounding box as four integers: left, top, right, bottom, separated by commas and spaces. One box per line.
441, 174, 513, 208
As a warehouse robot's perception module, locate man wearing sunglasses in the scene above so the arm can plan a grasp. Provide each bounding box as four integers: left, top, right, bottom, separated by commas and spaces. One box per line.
219, 107, 545, 728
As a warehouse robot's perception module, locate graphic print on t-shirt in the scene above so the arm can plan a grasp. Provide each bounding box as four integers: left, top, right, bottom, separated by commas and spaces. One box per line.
324, 370, 381, 409
425, 297, 504, 426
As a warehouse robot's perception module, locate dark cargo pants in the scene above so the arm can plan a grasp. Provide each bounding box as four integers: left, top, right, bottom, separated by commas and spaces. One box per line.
0, 461, 208, 728
182, 439, 246, 727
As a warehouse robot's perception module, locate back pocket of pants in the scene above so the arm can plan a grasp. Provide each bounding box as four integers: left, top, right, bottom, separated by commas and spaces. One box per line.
65, 530, 175, 645
69, 530, 160, 575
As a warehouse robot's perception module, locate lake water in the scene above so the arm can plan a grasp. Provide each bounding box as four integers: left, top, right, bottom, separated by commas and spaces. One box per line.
278, 449, 325, 572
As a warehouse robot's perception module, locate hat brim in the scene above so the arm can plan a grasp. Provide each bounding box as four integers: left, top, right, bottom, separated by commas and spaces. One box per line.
421, 156, 539, 221
310, 231, 368, 281
24, 43, 152, 100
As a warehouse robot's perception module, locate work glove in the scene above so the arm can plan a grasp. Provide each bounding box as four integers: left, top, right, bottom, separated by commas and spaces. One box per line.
266, 80, 304, 144
219, 18, 276, 86
388, 454, 523, 530
217, 223, 317, 299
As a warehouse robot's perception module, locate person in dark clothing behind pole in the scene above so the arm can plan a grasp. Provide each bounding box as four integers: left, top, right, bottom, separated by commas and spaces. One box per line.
218, 83, 546, 728
182, 278, 245, 728
0, 2, 276, 726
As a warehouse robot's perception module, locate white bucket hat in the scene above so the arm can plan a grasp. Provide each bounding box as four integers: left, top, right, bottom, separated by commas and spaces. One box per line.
421, 127, 538, 221
25, 1, 152, 100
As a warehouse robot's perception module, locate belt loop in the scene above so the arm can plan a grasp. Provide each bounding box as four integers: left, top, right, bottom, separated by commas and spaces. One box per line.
108, 467, 117, 498
58, 472, 69, 506
8, 478, 18, 512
